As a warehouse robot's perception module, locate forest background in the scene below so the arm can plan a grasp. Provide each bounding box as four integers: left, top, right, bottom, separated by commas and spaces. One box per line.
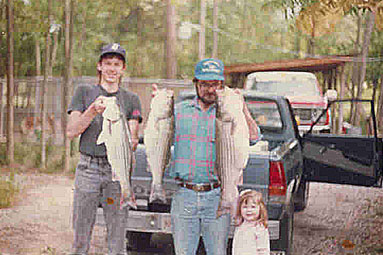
1, 0, 383, 172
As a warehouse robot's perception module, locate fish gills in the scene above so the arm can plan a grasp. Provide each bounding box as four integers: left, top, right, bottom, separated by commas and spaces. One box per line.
144, 88, 174, 203
215, 87, 249, 218
97, 97, 136, 209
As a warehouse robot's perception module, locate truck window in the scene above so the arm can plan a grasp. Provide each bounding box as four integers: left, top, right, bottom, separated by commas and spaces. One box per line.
249, 80, 319, 97
246, 100, 283, 131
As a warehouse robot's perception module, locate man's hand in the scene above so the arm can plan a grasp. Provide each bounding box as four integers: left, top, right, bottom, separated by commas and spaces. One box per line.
130, 137, 139, 152
94, 96, 108, 114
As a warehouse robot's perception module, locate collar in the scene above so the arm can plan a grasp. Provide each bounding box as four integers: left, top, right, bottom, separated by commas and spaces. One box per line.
189, 96, 216, 112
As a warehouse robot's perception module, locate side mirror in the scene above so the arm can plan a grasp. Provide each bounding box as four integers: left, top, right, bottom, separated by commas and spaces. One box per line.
325, 89, 337, 101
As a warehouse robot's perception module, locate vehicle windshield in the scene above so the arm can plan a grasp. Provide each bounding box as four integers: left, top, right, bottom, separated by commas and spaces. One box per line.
246, 100, 283, 131
249, 80, 319, 97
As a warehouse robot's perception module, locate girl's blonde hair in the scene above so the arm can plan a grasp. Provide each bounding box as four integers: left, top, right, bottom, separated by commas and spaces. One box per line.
235, 189, 268, 228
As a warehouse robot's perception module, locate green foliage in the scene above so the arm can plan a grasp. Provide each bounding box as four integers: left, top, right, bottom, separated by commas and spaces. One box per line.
0, 175, 18, 208
0, 141, 68, 173
1, 0, 382, 80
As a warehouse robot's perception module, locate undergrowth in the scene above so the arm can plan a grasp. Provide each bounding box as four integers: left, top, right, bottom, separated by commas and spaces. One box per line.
0, 173, 18, 208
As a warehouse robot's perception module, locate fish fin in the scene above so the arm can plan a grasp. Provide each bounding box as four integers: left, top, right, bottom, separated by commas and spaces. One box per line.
96, 130, 106, 145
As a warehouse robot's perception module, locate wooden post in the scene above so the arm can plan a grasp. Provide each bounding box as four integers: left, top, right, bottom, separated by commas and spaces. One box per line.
337, 64, 346, 134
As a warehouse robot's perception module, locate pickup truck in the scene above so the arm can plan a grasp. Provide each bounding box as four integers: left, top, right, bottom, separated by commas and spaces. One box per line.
244, 71, 337, 134
96, 91, 382, 255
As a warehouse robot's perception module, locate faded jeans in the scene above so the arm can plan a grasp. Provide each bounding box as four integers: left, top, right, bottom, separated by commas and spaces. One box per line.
71, 153, 128, 255
171, 187, 231, 255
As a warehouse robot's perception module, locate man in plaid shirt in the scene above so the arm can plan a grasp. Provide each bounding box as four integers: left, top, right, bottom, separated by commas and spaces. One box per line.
169, 58, 261, 255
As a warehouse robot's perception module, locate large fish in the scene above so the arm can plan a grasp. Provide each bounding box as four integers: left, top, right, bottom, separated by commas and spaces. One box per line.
215, 86, 249, 218
144, 88, 174, 203
97, 96, 137, 209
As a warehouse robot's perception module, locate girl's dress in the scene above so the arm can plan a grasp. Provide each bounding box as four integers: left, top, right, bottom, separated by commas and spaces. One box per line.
232, 220, 270, 255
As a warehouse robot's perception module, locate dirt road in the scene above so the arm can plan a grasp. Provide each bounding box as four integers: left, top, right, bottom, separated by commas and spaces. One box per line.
0, 173, 382, 255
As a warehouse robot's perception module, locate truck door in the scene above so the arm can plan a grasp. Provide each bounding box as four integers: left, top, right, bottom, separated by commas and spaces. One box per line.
301, 99, 382, 187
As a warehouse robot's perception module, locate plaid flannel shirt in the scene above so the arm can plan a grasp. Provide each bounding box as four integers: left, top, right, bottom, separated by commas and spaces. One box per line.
169, 97, 219, 184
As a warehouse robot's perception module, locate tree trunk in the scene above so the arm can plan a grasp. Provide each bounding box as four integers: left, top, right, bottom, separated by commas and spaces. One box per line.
6, 0, 14, 165
41, 0, 53, 169
35, 37, 41, 76
165, 0, 177, 79
77, 12, 86, 54
212, 0, 218, 58
49, 31, 59, 76
62, 0, 73, 172
352, 10, 376, 126
199, 0, 206, 60
377, 75, 383, 135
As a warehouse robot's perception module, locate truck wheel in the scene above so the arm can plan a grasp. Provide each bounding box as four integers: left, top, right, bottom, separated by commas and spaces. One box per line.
286, 207, 294, 255
126, 231, 151, 251
284, 201, 295, 255
294, 180, 309, 212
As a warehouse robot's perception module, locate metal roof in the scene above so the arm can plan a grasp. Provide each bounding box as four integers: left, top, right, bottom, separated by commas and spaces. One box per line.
224, 55, 353, 75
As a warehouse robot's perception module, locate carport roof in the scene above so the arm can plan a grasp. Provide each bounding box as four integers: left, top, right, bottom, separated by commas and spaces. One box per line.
224, 55, 353, 75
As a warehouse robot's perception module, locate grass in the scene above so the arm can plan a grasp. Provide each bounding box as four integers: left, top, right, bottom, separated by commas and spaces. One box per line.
0, 139, 79, 175
0, 173, 19, 208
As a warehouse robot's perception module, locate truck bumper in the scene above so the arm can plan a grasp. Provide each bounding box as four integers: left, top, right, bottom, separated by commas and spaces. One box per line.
96, 208, 285, 254
96, 209, 280, 240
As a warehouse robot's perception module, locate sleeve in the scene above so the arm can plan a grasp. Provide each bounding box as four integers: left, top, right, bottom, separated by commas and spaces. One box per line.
255, 228, 270, 255
67, 86, 86, 114
127, 93, 143, 123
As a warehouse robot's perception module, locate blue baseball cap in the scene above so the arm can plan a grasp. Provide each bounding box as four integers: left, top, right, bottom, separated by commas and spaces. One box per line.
100, 43, 126, 62
194, 58, 224, 81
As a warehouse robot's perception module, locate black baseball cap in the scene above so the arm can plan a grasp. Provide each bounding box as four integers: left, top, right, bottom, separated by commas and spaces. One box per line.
100, 43, 126, 62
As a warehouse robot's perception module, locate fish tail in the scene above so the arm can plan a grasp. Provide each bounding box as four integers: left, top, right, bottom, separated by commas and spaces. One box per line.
120, 189, 137, 210
149, 183, 167, 204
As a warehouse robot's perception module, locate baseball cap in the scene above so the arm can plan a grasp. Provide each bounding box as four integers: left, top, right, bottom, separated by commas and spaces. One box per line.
194, 58, 224, 81
100, 43, 126, 62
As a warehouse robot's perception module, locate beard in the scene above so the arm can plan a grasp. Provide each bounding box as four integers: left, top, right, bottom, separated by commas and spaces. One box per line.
196, 86, 217, 105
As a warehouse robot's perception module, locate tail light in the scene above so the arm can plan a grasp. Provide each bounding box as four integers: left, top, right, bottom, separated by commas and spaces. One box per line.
269, 161, 287, 196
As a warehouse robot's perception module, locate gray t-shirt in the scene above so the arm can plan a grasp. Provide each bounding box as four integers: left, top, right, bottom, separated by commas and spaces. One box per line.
67, 84, 142, 157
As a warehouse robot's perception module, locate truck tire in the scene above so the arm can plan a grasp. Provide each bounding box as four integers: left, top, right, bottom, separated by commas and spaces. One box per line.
286, 206, 294, 255
294, 180, 309, 212
272, 199, 294, 255
126, 231, 152, 251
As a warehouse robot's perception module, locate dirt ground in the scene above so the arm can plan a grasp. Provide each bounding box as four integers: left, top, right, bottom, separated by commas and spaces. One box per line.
0, 172, 382, 255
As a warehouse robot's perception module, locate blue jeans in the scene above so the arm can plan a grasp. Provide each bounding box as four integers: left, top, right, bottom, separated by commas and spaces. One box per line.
171, 187, 231, 255
71, 154, 128, 255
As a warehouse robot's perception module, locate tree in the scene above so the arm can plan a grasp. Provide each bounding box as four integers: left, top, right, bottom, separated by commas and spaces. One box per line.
165, 0, 177, 78
296, 0, 383, 125
62, 0, 74, 172
6, 0, 14, 165
41, 0, 53, 168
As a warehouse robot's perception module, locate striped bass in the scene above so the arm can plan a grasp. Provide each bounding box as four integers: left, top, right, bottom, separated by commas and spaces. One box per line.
96, 96, 137, 209
215, 87, 249, 218
144, 88, 174, 203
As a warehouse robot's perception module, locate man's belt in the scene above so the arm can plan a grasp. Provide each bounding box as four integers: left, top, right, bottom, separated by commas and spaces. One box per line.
178, 181, 220, 192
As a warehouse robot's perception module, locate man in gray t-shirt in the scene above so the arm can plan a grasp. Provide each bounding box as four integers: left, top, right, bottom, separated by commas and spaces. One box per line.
67, 43, 142, 255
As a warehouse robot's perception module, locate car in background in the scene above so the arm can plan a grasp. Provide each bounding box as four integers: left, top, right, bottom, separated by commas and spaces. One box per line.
244, 71, 337, 133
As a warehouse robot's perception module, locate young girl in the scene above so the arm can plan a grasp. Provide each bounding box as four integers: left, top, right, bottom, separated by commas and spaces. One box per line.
232, 189, 270, 255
